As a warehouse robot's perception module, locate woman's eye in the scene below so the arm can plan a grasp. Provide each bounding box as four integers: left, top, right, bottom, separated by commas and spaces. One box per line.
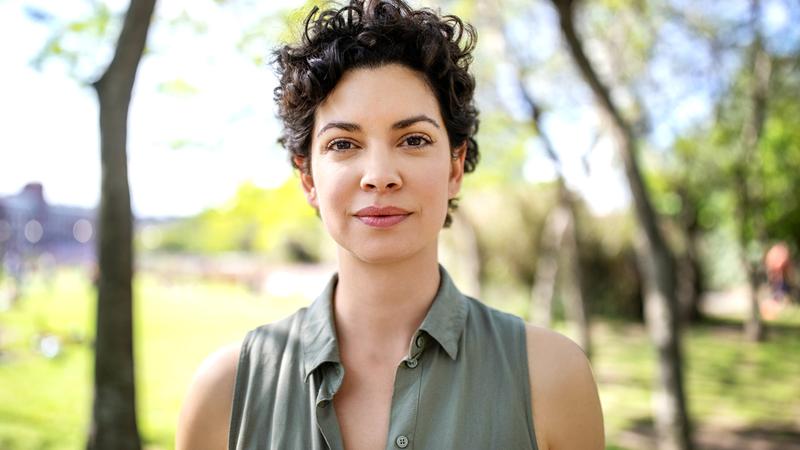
327, 140, 355, 152
402, 135, 431, 148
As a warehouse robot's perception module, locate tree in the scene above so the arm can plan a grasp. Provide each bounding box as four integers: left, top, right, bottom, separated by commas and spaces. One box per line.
518, 86, 592, 357
548, 0, 692, 448
734, 0, 771, 341
660, 0, 800, 340
647, 156, 708, 324
86, 0, 156, 449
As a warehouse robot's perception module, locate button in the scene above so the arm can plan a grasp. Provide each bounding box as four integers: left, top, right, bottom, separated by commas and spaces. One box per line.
415, 335, 425, 348
395, 435, 409, 448
406, 358, 418, 369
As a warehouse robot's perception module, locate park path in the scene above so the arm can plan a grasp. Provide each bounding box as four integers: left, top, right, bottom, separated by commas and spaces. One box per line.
700, 286, 753, 317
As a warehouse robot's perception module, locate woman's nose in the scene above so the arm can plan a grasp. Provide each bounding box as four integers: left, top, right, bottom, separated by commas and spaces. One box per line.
359, 149, 403, 192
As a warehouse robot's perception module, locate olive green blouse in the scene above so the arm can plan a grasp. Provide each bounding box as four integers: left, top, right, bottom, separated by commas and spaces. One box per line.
228, 265, 538, 449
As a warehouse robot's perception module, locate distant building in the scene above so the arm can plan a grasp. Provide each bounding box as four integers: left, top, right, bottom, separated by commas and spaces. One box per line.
0, 182, 96, 268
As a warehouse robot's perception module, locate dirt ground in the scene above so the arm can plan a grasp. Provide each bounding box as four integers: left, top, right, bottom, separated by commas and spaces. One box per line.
700, 285, 796, 319
617, 422, 800, 450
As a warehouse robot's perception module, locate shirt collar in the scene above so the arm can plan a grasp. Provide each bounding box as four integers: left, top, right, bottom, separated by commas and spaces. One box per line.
300, 264, 469, 382
301, 272, 341, 382
418, 264, 469, 360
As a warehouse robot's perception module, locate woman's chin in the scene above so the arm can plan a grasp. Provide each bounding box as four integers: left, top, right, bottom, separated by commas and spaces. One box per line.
338, 242, 429, 266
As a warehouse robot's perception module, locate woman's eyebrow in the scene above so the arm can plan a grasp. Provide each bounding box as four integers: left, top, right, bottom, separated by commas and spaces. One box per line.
392, 115, 440, 129
317, 121, 360, 137
316, 115, 440, 137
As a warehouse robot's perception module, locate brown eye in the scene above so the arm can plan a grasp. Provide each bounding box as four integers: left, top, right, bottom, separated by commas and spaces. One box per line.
327, 139, 356, 152
402, 135, 431, 148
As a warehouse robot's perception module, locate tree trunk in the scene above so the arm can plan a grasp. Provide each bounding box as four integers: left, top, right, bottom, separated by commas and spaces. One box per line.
528, 190, 592, 357
676, 232, 703, 324
559, 192, 591, 357
87, 1, 156, 449
738, 0, 771, 342
550, 1, 692, 448
676, 191, 704, 324
530, 202, 569, 327
514, 70, 593, 355
743, 260, 764, 340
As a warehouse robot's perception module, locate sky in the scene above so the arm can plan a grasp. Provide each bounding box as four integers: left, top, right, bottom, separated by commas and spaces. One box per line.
1, 0, 297, 218
8, 1, 790, 219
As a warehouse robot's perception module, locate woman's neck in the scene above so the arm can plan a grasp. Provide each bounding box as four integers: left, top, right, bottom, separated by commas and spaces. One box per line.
332, 245, 441, 363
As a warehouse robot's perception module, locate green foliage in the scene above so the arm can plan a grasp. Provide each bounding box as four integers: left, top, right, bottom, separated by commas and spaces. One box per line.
758, 61, 800, 245
463, 183, 557, 287
577, 210, 643, 318
642, 50, 800, 289
282, 0, 320, 40
465, 110, 534, 189
156, 78, 200, 96
703, 58, 799, 250
461, 183, 643, 318
438, 0, 478, 21
30, 2, 121, 80
141, 178, 323, 261
235, 1, 307, 66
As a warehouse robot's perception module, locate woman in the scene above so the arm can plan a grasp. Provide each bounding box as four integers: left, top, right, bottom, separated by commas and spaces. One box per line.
176, 1, 604, 449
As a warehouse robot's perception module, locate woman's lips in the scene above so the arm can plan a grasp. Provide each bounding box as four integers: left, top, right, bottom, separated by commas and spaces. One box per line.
354, 206, 412, 228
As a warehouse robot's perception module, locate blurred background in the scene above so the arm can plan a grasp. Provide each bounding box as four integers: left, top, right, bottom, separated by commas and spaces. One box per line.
1, 0, 798, 449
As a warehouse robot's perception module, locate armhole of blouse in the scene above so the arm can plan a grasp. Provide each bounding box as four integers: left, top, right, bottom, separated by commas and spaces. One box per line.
227, 329, 254, 450
518, 319, 540, 450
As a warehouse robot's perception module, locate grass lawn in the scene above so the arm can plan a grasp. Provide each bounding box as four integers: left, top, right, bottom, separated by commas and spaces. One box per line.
590, 316, 800, 449
1, 267, 798, 449
0, 268, 309, 450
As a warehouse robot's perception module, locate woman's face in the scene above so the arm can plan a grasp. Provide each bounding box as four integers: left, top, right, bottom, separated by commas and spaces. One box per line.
297, 63, 466, 265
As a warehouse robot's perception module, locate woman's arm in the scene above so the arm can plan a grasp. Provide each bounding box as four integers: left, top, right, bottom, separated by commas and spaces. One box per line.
525, 324, 605, 450
175, 342, 241, 450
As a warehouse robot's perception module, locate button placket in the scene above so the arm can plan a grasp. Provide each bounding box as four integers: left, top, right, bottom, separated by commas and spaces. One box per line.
407, 332, 426, 363
387, 344, 423, 450
312, 366, 345, 450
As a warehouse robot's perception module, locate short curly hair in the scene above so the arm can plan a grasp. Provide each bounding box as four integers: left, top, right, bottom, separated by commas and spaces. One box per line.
273, 0, 480, 227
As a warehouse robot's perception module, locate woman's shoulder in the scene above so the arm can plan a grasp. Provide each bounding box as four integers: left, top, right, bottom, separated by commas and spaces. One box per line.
462, 295, 527, 329
176, 341, 243, 450
524, 323, 587, 365
244, 308, 309, 354
175, 308, 312, 449
523, 324, 605, 449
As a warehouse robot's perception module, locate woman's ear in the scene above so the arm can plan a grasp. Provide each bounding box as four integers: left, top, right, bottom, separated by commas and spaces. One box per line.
293, 156, 318, 208
448, 142, 467, 199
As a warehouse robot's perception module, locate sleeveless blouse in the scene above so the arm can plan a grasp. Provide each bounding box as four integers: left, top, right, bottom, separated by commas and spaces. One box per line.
228, 265, 539, 449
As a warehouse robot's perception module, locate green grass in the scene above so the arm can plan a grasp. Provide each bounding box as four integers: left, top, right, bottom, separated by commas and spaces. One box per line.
0, 268, 309, 450
587, 314, 800, 448
1, 268, 799, 449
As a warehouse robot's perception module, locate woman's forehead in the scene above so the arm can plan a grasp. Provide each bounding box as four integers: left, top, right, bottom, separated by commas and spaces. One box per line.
313, 64, 444, 133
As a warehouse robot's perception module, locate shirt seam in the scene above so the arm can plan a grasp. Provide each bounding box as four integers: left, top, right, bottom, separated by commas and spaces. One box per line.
411, 352, 424, 450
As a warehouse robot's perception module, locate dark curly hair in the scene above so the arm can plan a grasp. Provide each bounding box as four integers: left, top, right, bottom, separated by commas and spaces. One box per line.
273, 0, 480, 227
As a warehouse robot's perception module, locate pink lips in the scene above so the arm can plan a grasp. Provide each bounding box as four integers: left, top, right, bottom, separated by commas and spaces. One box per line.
354, 206, 412, 228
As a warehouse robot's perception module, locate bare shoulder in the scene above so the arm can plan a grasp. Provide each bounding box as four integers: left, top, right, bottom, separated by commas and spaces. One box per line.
524, 324, 604, 450
176, 341, 243, 450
